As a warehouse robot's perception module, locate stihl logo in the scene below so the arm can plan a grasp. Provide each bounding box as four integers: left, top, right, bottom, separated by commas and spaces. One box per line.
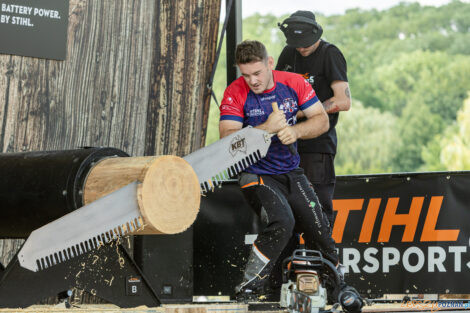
229, 136, 247, 157
332, 196, 460, 244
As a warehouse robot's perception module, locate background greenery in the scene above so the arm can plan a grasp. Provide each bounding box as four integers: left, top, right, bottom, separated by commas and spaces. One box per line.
206, 0, 470, 174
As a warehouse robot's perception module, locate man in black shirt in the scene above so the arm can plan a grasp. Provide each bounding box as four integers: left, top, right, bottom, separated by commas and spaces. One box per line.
276, 10, 351, 227
271, 11, 363, 312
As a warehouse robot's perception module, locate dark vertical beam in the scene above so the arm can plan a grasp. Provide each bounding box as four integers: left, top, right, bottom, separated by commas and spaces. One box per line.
226, 0, 242, 86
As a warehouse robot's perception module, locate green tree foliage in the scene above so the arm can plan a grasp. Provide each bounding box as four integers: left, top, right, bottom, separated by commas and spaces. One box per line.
371, 50, 470, 120
205, 0, 470, 174
335, 102, 399, 174
440, 96, 470, 170
392, 101, 443, 171
422, 95, 470, 171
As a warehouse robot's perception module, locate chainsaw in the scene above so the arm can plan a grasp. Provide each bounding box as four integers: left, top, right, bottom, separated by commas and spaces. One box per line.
18, 126, 273, 272
280, 248, 363, 313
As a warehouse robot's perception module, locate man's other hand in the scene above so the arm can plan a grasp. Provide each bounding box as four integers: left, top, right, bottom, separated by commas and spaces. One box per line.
264, 110, 288, 134
277, 126, 298, 145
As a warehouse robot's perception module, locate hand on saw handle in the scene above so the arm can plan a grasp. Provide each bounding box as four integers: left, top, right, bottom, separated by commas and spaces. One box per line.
271, 102, 298, 155
262, 103, 288, 133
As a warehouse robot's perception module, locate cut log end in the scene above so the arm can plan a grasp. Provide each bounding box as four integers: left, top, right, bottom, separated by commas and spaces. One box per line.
137, 156, 200, 234
84, 155, 201, 235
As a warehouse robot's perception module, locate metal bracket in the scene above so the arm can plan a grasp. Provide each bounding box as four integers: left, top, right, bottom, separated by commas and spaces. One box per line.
0, 241, 161, 308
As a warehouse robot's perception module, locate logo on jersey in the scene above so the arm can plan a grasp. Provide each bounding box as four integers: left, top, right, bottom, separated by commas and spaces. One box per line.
287, 115, 297, 126
280, 98, 297, 113
247, 109, 265, 117
229, 135, 247, 157
304, 89, 315, 102
260, 95, 275, 101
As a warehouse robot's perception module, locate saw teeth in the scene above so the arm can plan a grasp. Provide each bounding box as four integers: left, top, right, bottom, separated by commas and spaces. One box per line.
33, 216, 144, 271
198, 150, 264, 195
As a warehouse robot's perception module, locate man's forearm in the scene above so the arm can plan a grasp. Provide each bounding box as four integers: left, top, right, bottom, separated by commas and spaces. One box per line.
291, 113, 329, 139
219, 127, 239, 138
324, 82, 351, 113
322, 98, 340, 113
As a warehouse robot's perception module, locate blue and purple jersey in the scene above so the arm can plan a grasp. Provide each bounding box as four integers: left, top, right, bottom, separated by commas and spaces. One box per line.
220, 70, 319, 175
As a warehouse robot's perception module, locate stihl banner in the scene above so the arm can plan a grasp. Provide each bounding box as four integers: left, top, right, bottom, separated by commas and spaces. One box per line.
334, 172, 470, 295
0, 0, 69, 60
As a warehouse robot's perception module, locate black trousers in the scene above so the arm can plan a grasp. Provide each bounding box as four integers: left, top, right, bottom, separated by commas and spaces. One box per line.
239, 168, 338, 267
269, 154, 337, 290
299, 153, 336, 227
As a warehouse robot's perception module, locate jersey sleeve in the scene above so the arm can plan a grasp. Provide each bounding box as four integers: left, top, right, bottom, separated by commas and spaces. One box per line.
295, 76, 319, 111
220, 84, 245, 123
325, 45, 348, 82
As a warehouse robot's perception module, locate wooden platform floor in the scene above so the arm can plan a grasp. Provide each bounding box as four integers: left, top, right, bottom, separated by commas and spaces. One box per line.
0, 302, 468, 313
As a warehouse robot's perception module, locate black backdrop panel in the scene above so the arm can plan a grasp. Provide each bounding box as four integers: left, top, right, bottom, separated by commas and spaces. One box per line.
134, 231, 194, 303
193, 172, 470, 297
334, 172, 470, 296
193, 182, 260, 297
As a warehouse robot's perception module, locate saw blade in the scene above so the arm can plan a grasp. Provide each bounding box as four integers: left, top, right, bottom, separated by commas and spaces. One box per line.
183, 126, 271, 193
18, 181, 143, 272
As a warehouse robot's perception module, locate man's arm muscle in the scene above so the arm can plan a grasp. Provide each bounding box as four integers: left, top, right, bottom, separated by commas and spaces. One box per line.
219, 120, 243, 138
322, 81, 351, 113
277, 101, 329, 145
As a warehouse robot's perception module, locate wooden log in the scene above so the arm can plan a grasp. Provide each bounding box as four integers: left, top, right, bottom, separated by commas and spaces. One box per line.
83, 155, 200, 234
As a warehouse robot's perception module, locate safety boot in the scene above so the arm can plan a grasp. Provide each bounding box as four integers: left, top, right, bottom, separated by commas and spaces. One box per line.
235, 245, 273, 302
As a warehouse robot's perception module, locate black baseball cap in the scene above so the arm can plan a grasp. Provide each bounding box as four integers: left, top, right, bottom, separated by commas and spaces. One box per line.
278, 11, 323, 48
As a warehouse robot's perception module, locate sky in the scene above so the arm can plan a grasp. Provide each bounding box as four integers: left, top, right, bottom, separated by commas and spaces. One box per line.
241, 0, 466, 16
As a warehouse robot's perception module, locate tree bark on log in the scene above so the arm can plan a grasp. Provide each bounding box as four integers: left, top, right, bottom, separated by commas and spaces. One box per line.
0, 0, 221, 303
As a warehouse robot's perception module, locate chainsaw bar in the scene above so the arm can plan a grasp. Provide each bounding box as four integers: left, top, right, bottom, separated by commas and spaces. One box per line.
183, 126, 271, 193
18, 182, 143, 272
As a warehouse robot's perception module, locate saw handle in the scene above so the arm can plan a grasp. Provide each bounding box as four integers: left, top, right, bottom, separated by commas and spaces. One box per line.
271, 102, 298, 156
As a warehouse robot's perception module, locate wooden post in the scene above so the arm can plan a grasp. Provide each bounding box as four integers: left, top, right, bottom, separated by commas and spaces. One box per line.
0, 0, 221, 296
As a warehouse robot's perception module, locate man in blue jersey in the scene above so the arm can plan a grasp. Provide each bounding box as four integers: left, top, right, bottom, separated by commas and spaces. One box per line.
219, 40, 340, 298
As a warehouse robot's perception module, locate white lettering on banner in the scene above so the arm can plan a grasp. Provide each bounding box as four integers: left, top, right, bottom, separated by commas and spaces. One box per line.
340, 245, 468, 274
0, 4, 61, 29
1, 4, 33, 15
383, 247, 400, 273
403, 247, 425, 272
449, 246, 466, 272
363, 248, 380, 273
11, 16, 33, 26
428, 246, 446, 272
0, 14, 10, 24
343, 248, 361, 273
33, 8, 60, 19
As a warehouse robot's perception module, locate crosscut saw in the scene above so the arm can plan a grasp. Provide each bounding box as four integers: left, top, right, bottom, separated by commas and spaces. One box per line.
18, 126, 272, 271
183, 126, 271, 192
